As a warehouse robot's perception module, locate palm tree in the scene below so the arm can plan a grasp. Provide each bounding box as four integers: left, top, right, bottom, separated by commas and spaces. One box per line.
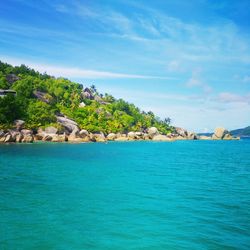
164, 117, 171, 125
90, 84, 97, 93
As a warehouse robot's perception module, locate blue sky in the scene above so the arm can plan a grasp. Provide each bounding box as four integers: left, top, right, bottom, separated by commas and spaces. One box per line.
0, 0, 250, 132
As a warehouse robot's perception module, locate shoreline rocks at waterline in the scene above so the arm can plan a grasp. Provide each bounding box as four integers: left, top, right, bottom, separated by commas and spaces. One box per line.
0, 129, 34, 143
0, 121, 240, 144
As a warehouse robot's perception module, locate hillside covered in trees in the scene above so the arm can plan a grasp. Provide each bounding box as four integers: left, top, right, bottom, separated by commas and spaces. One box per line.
0, 61, 173, 135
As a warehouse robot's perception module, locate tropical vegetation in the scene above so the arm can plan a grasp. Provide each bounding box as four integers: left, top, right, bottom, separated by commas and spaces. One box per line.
0, 61, 173, 134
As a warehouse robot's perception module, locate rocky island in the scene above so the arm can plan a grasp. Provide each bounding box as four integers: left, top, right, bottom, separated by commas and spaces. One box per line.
0, 61, 240, 143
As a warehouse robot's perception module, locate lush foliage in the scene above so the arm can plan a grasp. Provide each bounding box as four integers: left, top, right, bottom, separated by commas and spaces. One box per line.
0, 61, 173, 134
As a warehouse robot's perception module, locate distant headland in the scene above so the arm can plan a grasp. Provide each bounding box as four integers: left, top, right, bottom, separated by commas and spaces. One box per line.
0, 61, 240, 143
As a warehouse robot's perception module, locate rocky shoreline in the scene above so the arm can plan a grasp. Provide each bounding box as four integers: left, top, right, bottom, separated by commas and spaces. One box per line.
0, 117, 240, 144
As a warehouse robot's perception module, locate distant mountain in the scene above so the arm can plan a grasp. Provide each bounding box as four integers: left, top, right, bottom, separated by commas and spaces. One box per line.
230, 126, 250, 137
197, 132, 213, 136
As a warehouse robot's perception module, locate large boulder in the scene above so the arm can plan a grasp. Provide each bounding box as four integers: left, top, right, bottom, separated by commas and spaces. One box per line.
42, 135, 53, 141
213, 127, 228, 139
175, 127, 188, 137
134, 132, 144, 140
6, 74, 20, 84
71, 127, 80, 137
4, 133, 14, 143
187, 132, 198, 140
56, 116, 80, 134
82, 88, 94, 100
51, 134, 68, 142
107, 133, 117, 141
14, 120, 25, 131
33, 90, 52, 104
223, 133, 233, 140
21, 129, 33, 135
143, 133, 150, 140
79, 129, 89, 138
45, 126, 58, 134
147, 127, 159, 138
15, 133, 23, 142
93, 133, 106, 142
35, 128, 45, 141
135, 132, 143, 137
127, 132, 137, 140
22, 134, 34, 143
0, 130, 6, 142
21, 129, 34, 143
9, 130, 23, 142
67, 127, 86, 142
68, 133, 79, 142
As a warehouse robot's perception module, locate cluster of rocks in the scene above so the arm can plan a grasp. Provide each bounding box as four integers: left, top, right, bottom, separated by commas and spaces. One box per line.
198, 127, 239, 140
33, 90, 52, 104
211, 127, 237, 140
81, 88, 94, 100
33, 123, 164, 143
81, 87, 109, 105
32, 126, 175, 143
0, 117, 240, 144
0, 120, 34, 143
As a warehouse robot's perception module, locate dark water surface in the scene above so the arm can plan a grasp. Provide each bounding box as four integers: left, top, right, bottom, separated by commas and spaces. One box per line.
0, 140, 250, 249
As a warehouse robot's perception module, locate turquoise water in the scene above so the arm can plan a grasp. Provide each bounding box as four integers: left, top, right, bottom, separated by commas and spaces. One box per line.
0, 140, 250, 250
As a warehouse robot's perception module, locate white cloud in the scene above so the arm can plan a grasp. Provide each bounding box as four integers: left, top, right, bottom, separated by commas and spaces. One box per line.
1, 56, 174, 80
1, 2, 249, 132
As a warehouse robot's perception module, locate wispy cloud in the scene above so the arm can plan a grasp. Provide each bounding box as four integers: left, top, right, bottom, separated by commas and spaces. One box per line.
1, 56, 174, 80
186, 69, 212, 93
56, 2, 250, 64
1, 0, 249, 131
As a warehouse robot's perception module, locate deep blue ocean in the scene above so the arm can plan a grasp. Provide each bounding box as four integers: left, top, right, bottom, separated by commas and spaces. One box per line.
0, 140, 250, 250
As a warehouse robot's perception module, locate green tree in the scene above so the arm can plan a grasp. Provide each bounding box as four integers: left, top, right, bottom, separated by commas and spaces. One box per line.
12, 76, 34, 98
26, 100, 56, 129
0, 94, 21, 124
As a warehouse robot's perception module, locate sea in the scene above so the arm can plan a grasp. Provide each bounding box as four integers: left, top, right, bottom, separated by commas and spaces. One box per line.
0, 140, 250, 250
